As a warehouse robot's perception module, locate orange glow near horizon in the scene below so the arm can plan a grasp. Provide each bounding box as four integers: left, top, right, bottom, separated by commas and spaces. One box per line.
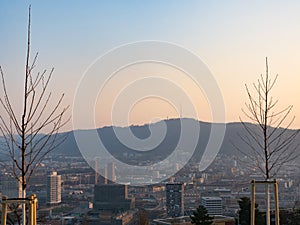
94, 62, 213, 128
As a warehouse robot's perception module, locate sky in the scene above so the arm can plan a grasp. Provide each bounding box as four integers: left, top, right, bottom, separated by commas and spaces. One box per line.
1, 1, 300, 131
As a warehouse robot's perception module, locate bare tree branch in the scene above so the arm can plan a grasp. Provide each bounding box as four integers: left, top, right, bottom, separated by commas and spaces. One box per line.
0, 6, 69, 208
234, 58, 299, 180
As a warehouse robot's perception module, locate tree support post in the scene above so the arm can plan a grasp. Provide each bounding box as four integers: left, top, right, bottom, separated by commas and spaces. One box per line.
251, 180, 280, 225
274, 179, 280, 225
1, 195, 37, 225
1, 196, 8, 225
251, 180, 256, 225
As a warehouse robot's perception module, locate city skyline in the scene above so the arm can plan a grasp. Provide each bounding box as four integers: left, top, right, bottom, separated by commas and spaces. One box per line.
1, 1, 300, 130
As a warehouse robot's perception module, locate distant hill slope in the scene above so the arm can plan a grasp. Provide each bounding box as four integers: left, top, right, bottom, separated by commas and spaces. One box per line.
1, 118, 299, 164
54, 118, 300, 162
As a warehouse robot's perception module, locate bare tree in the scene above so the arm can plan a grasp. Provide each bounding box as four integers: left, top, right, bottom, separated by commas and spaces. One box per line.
0, 6, 69, 224
235, 58, 300, 225
238, 58, 299, 179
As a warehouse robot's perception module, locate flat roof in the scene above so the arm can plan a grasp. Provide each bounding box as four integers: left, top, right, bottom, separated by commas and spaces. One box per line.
201, 197, 222, 200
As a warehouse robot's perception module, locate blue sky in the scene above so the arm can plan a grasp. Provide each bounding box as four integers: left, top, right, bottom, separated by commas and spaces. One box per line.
1, 1, 300, 130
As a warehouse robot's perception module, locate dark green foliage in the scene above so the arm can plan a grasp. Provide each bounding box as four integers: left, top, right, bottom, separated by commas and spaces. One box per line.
238, 197, 265, 225
280, 208, 300, 225
190, 205, 213, 225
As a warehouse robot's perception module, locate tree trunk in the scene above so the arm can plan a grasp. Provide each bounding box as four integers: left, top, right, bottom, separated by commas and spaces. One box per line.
266, 182, 270, 225
22, 189, 26, 225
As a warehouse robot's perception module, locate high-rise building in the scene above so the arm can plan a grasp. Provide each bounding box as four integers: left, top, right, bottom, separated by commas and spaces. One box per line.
166, 183, 184, 217
200, 197, 222, 216
46, 171, 61, 205
94, 159, 99, 185
107, 161, 116, 183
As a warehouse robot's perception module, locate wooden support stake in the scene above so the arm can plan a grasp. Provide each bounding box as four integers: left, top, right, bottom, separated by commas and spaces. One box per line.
1, 196, 8, 225
251, 180, 256, 225
1, 195, 37, 225
274, 179, 280, 225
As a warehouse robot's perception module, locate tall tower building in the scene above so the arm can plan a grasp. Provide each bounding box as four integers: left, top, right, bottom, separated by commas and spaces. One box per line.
46, 171, 61, 205
166, 183, 184, 217
107, 161, 116, 183
94, 159, 99, 185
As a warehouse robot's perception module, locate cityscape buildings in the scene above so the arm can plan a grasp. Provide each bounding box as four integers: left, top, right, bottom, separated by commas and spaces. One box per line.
0, 152, 299, 224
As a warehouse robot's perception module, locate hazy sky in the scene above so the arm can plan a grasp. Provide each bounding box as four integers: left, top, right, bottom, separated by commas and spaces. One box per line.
1, 1, 300, 130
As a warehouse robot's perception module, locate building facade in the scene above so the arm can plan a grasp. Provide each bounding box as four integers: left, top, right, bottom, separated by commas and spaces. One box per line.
93, 184, 133, 211
200, 197, 222, 216
46, 171, 61, 205
166, 183, 184, 217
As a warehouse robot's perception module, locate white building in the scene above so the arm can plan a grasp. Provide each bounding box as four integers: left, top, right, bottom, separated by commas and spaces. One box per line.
46, 171, 61, 205
200, 197, 222, 216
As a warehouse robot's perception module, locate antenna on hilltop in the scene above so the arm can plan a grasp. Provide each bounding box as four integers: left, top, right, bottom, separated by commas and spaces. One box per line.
180, 104, 182, 118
